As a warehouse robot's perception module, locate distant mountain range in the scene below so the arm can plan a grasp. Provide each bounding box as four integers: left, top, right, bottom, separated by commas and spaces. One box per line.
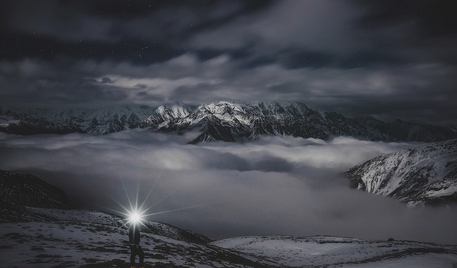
1, 101, 456, 143
345, 139, 457, 206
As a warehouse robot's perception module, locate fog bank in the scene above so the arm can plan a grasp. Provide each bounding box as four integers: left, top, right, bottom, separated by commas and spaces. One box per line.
1, 131, 456, 244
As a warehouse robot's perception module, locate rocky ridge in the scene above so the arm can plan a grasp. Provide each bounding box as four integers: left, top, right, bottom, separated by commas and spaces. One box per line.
345, 139, 457, 206
1, 102, 456, 143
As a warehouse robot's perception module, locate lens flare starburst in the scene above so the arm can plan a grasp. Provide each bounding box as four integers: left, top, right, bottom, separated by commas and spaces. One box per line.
127, 209, 144, 225
102, 172, 240, 230
104, 178, 157, 229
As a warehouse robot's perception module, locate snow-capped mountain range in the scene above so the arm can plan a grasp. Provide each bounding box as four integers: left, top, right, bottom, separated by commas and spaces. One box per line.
1, 101, 456, 143
1, 170, 456, 267
345, 139, 457, 206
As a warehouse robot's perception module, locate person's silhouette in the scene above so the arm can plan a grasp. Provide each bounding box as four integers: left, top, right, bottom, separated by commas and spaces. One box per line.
128, 223, 145, 268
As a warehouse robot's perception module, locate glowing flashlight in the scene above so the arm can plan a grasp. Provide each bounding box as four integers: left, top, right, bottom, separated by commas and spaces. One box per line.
128, 209, 144, 225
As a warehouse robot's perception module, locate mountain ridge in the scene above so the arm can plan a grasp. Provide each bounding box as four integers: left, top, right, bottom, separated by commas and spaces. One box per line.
345, 139, 457, 206
1, 101, 457, 143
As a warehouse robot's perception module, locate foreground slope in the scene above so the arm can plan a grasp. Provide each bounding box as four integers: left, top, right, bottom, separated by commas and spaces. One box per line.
213, 236, 457, 268
0, 170, 267, 267
345, 139, 457, 206
2, 207, 457, 268
0, 207, 270, 268
1, 170, 457, 267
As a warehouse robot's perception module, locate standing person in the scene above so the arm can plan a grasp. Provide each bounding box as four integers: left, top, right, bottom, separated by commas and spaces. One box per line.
128, 222, 145, 268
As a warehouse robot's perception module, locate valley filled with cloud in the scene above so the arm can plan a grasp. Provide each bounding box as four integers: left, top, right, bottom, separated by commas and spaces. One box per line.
1, 131, 456, 244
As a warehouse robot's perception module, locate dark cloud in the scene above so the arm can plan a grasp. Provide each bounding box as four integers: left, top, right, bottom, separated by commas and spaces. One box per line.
1, 132, 456, 244
353, 0, 457, 37
0, 59, 133, 108
349, 0, 457, 65
1, 0, 457, 125
2, 53, 457, 125
0, 0, 273, 44
0, 33, 187, 64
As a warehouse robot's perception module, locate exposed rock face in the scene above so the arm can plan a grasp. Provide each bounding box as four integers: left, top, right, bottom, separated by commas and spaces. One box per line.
345, 139, 457, 206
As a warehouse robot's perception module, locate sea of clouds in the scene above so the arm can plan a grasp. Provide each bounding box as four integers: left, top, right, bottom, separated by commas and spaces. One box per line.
1, 130, 456, 244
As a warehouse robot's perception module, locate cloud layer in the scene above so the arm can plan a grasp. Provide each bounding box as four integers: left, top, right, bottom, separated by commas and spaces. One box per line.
2, 56, 457, 125
1, 1, 457, 125
1, 131, 456, 244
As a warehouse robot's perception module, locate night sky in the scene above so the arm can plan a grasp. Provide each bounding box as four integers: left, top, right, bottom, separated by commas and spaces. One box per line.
1, 0, 457, 125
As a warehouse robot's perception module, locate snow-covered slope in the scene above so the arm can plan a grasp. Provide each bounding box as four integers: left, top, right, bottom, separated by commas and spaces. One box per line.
213, 236, 457, 268
0, 207, 272, 268
0, 176, 266, 268
0, 170, 265, 267
2, 102, 456, 143
2, 208, 457, 268
345, 139, 457, 206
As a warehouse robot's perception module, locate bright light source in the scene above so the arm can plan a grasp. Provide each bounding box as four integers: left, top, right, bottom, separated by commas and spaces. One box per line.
128, 209, 144, 225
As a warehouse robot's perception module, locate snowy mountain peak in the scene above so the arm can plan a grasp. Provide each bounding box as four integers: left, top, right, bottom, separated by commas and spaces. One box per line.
1, 102, 457, 143
154, 103, 196, 118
